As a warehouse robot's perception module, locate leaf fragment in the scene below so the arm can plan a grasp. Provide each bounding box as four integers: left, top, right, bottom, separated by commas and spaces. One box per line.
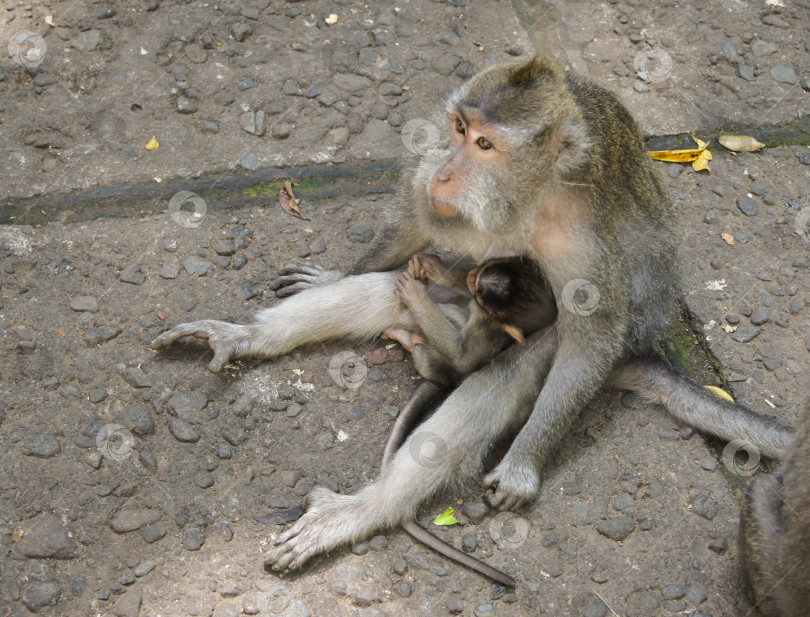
325, 13, 339, 25
705, 385, 735, 403
649, 134, 711, 171
145, 136, 159, 151
720, 233, 734, 245
279, 180, 308, 220
718, 135, 765, 152
12, 528, 24, 542
434, 507, 459, 526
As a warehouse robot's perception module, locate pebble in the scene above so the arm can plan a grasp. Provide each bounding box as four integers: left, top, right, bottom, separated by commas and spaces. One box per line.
22, 434, 61, 458
71, 29, 103, 52
184, 528, 205, 550
134, 560, 156, 577
109, 508, 162, 533
770, 66, 797, 85
160, 262, 181, 279
120, 570, 136, 585
94, 5, 116, 18
114, 590, 142, 617
700, 455, 718, 471
185, 43, 207, 64
689, 489, 718, 520
687, 582, 708, 604
240, 110, 266, 136
120, 367, 152, 388
22, 580, 60, 614
737, 64, 756, 81
167, 391, 208, 418
114, 403, 155, 436
730, 326, 761, 343
194, 470, 215, 488
33, 73, 57, 87
184, 256, 213, 276
241, 153, 258, 170
120, 264, 146, 284
461, 500, 489, 524
19, 515, 77, 559
750, 307, 771, 325
223, 426, 248, 445
176, 96, 198, 114
736, 196, 758, 216
169, 417, 200, 442
215, 91, 235, 106
140, 524, 166, 543
596, 516, 635, 541
272, 122, 293, 139
232, 23, 254, 42
432, 54, 461, 76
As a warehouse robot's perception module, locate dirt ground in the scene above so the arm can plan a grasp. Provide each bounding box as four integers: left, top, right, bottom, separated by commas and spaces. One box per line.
1, 1, 809, 616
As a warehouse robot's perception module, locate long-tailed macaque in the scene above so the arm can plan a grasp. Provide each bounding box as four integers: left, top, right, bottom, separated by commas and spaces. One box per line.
150, 58, 794, 573
740, 402, 810, 617
381, 254, 557, 586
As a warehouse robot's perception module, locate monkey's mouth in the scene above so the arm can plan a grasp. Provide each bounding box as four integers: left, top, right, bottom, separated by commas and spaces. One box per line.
430, 197, 461, 219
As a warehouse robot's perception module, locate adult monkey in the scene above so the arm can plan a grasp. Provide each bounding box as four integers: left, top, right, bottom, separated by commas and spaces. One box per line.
151, 58, 793, 569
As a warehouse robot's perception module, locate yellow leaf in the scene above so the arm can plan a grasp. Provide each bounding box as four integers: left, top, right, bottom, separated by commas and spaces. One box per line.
145, 136, 159, 151
649, 148, 704, 162
691, 134, 708, 150
325, 13, 338, 25
705, 385, 735, 403
692, 148, 712, 172
434, 507, 458, 526
721, 233, 734, 245
718, 135, 765, 152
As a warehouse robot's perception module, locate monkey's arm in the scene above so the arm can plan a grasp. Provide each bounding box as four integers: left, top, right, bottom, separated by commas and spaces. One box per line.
348, 214, 431, 275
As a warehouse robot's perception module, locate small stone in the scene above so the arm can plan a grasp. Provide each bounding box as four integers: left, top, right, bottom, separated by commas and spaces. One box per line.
596, 516, 635, 541
689, 489, 718, 520
737, 64, 755, 81
71, 29, 103, 52
231, 22, 254, 42
770, 65, 797, 85
214, 91, 235, 106
749, 179, 769, 196
432, 54, 461, 76
109, 508, 162, 533
176, 96, 198, 114
700, 455, 718, 471
750, 307, 771, 325
185, 43, 207, 63
736, 196, 758, 216
223, 426, 248, 446
730, 326, 761, 343
140, 524, 166, 543
461, 501, 490, 524
194, 470, 215, 488
184, 528, 205, 550
506, 43, 524, 56
120, 264, 146, 285
120, 367, 152, 388
687, 582, 708, 604
328, 127, 350, 145
238, 76, 256, 91
662, 584, 686, 600
462, 532, 478, 552
159, 262, 181, 279
134, 560, 156, 577
240, 110, 266, 136
240, 153, 258, 171
114, 404, 155, 436
169, 418, 200, 443
272, 122, 293, 139
219, 578, 242, 598
19, 515, 77, 559
22, 434, 61, 458
751, 40, 778, 57
22, 580, 60, 614
184, 256, 213, 276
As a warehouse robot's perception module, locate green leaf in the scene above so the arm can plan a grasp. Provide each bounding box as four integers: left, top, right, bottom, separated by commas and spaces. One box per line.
434, 507, 458, 526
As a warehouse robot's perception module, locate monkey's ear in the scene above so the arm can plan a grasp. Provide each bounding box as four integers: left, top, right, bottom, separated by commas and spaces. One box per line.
503, 324, 526, 345
555, 117, 590, 175
509, 57, 559, 87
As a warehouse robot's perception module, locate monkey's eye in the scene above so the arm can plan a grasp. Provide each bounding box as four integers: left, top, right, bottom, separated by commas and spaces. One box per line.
476, 136, 493, 150
455, 118, 466, 135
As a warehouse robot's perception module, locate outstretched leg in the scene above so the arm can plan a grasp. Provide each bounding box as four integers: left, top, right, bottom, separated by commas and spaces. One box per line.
265, 324, 558, 570
151, 272, 409, 372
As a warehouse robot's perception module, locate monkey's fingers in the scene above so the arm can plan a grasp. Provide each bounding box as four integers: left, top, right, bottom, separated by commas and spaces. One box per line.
150, 320, 219, 349
276, 281, 315, 298
275, 264, 343, 297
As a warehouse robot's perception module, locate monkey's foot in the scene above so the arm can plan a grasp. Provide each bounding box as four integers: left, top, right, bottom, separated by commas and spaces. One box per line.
483, 458, 539, 511
275, 264, 343, 298
394, 271, 429, 307
382, 327, 417, 351
265, 487, 372, 571
408, 253, 446, 282
149, 320, 257, 373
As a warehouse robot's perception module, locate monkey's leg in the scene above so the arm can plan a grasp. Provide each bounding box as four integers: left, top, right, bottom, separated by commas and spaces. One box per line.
151, 272, 409, 372
610, 359, 794, 459
265, 325, 559, 571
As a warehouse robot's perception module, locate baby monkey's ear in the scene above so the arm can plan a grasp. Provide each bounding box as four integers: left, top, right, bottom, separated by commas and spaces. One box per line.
503, 323, 526, 345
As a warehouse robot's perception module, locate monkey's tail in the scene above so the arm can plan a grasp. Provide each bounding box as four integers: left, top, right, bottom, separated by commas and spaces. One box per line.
610, 359, 794, 460
402, 519, 516, 587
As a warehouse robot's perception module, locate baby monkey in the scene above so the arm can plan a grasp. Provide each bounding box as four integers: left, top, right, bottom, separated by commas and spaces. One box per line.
380, 253, 557, 586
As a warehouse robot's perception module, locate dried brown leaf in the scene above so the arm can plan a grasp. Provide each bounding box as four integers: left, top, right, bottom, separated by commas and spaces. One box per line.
718, 135, 765, 152
279, 180, 308, 220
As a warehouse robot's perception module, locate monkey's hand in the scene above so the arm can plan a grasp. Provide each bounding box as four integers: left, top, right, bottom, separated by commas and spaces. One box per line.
275, 263, 343, 298
408, 253, 447, 282
265, 487, 372, 571
483, 459, 539, 511
394, 271, 430, 309
150, 320, 258, 373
